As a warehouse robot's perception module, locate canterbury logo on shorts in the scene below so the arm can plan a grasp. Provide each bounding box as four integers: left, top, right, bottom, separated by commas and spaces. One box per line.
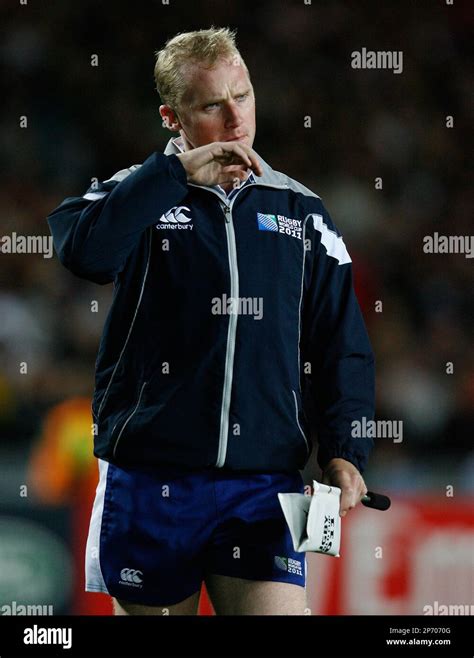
119, 568, 144, 587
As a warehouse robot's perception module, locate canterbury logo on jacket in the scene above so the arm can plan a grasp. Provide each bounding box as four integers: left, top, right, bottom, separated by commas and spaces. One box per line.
47, 137, 375, 474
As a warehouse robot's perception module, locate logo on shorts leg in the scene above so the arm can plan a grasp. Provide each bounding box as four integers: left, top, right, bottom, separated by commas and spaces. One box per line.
119, 568, 144, 588
274, 556, 303, 576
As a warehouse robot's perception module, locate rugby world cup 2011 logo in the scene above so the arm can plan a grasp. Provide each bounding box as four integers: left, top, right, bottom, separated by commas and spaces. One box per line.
257, 212, 303, 240
274, 555, 303, 576
274, 555, 288, 571
257, 212, 279, 232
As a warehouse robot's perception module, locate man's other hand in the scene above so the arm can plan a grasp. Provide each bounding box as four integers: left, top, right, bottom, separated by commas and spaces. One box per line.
322, 457, 368, 517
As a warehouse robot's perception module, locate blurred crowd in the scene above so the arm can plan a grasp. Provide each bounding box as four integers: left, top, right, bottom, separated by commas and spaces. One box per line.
0, 0, 472, 489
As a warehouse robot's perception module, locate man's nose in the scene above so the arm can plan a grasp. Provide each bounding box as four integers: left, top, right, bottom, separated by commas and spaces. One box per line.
224, 101, 243, 126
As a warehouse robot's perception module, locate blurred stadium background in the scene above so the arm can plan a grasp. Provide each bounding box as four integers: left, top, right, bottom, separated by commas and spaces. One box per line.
0, 0, 472, 615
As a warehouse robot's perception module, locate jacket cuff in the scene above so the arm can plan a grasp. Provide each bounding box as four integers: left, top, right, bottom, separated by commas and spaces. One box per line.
317, 446, 369, 475
167, 153, 189, 186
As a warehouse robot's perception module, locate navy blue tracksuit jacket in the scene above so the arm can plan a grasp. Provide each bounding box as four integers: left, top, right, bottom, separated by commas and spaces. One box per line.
47, 137, 375, 474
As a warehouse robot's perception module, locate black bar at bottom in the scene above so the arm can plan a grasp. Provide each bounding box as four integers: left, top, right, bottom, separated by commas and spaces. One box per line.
0, 615, 471, 658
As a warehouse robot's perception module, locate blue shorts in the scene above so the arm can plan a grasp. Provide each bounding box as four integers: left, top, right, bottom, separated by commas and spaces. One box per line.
85, 459, 306, 606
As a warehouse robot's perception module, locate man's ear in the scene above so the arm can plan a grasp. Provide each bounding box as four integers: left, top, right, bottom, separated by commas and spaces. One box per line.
159, 105, 181, 131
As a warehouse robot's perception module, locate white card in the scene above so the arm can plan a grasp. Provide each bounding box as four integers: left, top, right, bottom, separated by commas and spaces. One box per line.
278, 480, 342, 557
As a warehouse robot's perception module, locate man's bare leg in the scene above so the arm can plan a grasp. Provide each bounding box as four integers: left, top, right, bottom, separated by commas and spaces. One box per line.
113, 590, 200, 615
204, 574, 306, 615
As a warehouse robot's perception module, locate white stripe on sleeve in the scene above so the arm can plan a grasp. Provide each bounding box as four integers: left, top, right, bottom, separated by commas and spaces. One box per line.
311, 213, 351, 265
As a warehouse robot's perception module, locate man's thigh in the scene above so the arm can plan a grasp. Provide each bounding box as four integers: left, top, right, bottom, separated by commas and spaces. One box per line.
205, 574, 307, 615
113, 590, 200, 616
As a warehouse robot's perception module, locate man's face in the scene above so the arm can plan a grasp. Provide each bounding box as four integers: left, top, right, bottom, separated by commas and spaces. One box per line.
161, 57, 256, 150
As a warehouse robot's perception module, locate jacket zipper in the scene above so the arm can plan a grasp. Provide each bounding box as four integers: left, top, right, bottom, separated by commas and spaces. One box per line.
215, 201, 239, 467
292, 389, 310, 455
112, 381, 147, 458
187, 180, 290, 468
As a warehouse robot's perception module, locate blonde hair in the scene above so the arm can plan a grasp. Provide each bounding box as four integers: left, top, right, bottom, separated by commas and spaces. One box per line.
154, 27, 248, 111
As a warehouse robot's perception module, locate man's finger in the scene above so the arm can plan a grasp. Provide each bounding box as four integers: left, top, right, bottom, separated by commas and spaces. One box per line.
220, 142, 263, 176
339, 486, 357, 517
220, 164, 248, 174
219, 142, 252, 168
239, 145, 263, 176
340, 482, 369, 516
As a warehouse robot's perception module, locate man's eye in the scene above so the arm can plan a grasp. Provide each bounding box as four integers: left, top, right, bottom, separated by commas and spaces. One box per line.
237, 94, 248, 102
205, 103, 219, 110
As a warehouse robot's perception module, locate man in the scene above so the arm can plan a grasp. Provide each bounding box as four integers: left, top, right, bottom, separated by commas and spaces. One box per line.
47, 27, 375, 615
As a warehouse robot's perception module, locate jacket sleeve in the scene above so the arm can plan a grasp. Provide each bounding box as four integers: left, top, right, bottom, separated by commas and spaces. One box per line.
47, 152, 189, 284
301, 203, 375, 474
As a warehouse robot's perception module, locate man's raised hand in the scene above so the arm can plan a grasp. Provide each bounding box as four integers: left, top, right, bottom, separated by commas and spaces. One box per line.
176, 141, 263, 187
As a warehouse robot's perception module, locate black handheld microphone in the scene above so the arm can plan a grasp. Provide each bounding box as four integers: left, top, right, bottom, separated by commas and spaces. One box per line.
361, 491, 391, 511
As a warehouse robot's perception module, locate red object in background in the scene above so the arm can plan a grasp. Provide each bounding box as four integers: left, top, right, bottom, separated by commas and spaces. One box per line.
306, 497, 474, 615
351, 252, 377, 318
198, 583, 215, 615
381, 525, 411, 600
